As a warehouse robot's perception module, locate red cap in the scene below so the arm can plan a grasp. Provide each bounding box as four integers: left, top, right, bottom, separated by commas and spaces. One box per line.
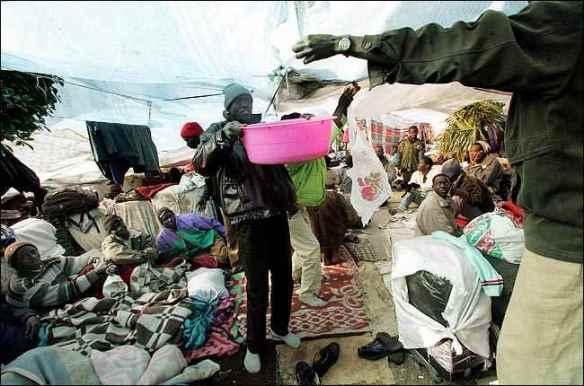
180, 122, 203, 139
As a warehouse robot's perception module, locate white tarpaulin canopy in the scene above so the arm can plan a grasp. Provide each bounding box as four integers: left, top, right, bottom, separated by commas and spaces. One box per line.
1, 1, 525, 185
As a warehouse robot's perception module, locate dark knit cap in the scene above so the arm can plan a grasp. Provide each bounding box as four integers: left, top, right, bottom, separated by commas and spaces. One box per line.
441, 159, 462, 178
223, 83, 251, 110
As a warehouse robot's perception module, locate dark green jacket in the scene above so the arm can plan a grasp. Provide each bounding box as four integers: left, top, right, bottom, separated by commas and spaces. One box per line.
361, 1, 582, 262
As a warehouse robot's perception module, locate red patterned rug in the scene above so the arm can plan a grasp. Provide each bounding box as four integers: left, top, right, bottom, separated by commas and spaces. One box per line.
233, 257, 370, 340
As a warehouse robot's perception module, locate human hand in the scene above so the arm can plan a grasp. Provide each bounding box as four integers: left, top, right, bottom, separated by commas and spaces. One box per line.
292, 34, 341, 64
498, 157, 512, 173
93, 259, 115, 275
222, 121, 243, 140
144, 247, 158, 260
25, 315, 40, 341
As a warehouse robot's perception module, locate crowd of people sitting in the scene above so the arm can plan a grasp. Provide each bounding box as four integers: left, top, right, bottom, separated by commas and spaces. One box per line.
378, 123, 514, 238
0, 82, 518, 381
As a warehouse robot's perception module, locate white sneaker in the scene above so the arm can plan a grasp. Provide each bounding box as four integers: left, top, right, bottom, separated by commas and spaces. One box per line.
299, 293, 327, 308
271, 330, 301, 349
244, 349, 261, 373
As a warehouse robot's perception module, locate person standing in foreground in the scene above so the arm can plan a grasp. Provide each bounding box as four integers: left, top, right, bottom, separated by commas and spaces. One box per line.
293, 1, 583, 384
193, 83, 300, 374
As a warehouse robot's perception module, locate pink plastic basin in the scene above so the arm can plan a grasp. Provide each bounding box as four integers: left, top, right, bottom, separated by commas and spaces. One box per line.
242, 116, 334, 165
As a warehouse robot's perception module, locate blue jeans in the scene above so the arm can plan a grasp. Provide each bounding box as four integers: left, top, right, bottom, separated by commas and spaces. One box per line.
399, 190, 427, 210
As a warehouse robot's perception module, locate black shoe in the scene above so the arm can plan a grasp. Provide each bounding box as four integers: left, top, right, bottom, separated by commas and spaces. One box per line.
312, 342, 340, 378
358, 332, 403, 360
295, 361, 320, 385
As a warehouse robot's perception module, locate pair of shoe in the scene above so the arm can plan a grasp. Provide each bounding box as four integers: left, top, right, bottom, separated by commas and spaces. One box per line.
299, 293, 327, 307
245, 330, 302, 374
358, 332, 405, 363
296, 343, 340, 385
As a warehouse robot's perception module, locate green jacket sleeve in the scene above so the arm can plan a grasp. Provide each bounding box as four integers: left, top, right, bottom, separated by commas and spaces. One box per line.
361, 2, 581, 93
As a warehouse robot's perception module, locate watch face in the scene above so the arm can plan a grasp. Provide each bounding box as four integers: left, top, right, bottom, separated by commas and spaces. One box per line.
338, 37, 351, 51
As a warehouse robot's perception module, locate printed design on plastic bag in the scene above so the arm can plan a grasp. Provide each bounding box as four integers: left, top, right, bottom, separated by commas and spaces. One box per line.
357, 172, 384, 201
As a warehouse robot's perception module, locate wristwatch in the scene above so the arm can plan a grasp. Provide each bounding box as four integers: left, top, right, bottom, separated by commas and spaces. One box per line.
336, 36, 352, 54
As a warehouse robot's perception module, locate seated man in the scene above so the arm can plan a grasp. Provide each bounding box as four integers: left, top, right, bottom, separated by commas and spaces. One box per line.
5, 241, 112, 310
156, 207, 226, 263
101, 215, 157, 265
395, 156, 441, 212
1, 226, 40, 365
441, 158, 495, 220
415, 174, 461, 236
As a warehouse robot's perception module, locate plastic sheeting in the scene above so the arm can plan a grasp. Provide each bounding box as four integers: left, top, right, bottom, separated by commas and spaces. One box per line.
2, 1, 524, 184
2, 1, 526, 126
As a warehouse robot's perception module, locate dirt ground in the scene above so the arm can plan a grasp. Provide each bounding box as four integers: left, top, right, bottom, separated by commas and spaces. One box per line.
275, 192, 499, 385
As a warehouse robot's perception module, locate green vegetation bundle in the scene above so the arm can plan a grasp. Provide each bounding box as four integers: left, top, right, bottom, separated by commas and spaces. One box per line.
437, 100, 505, 161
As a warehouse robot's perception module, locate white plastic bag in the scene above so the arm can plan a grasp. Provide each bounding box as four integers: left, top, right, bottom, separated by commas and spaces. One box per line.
463, 212, 524, 264
103, 274, 128, 298
391, 236, 492, 358
11, 218, 66, 258
347, 134, 391, 226
185, 268, 227, 301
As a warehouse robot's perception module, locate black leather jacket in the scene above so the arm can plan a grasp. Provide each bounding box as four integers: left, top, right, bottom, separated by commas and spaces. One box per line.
193, 121, 296, 222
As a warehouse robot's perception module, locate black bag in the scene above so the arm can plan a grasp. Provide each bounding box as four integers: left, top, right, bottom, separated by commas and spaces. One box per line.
41, 189, 99, 219
406, 270, 453, 328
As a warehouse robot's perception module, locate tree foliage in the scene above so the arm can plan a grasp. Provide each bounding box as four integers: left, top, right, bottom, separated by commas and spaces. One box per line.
0, 70, 63, 149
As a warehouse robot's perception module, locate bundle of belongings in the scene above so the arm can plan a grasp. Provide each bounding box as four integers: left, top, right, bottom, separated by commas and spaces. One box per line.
390, 212, 523, 382
1, 233, 237, 385
41, 189, 101, 256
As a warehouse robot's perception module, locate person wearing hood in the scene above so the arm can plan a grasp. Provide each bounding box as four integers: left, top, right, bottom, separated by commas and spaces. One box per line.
5, 241, 112, 310
193, 83, 300, 373
155, 207, 227, 263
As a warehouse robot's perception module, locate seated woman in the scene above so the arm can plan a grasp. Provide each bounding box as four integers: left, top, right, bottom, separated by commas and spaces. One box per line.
465, 141, 507, 199
415, 174, 462, 236
156, 207, 227, 263
308, 182, 362, 265
5, 241, 112, 310
101, 214, 157, 265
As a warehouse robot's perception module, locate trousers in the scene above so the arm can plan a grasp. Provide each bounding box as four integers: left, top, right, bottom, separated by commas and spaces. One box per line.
232, 214, 293, 353
289, 206, 322, 296
399, 190, 427, 210
497, 249, 583, 385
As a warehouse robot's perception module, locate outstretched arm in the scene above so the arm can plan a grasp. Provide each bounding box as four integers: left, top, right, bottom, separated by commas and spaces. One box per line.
293, 2, 580, 93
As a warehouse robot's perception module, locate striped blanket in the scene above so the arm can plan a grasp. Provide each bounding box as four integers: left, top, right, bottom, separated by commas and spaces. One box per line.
39, 289, 193, 355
